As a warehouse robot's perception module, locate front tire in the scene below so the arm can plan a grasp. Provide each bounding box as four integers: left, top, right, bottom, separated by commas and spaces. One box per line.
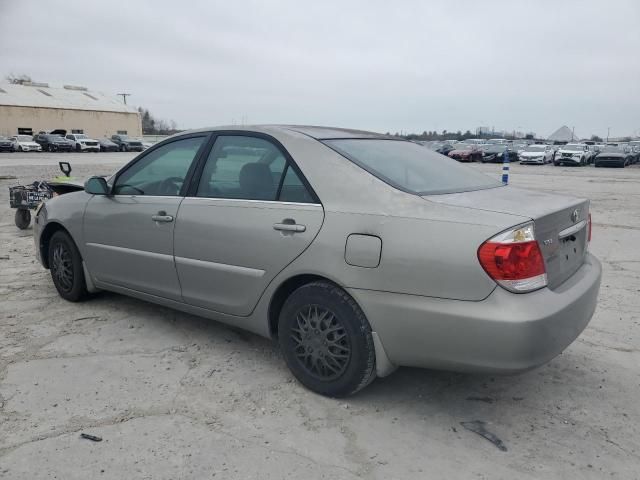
48, 231, 88, 302
278, 281, 376, 397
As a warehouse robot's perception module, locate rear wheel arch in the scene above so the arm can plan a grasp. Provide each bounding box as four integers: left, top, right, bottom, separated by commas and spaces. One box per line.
268, 274, 352, 339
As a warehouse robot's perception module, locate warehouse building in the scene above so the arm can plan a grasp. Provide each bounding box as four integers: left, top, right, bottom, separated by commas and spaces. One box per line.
0, 82, 141, 138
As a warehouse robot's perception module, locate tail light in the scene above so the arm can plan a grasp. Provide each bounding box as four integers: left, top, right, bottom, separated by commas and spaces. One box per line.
477, 222, 547, 293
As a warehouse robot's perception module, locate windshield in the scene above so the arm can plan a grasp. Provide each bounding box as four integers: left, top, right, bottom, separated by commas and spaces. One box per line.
16, 135, 33, 141
523, 146, 546, 152
562, 144, 585, 152
323, 139, 502, 195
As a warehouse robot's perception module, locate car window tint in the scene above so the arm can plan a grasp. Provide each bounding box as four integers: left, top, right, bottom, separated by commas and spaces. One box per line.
324, 139, 502, 195
114, 136, 204, 196
278, 166, 314, 203
196, 136, 286, 201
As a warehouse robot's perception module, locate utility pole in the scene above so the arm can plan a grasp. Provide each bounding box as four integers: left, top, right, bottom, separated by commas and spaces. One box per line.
607, 127, 610, 143
117, 93, 131, 105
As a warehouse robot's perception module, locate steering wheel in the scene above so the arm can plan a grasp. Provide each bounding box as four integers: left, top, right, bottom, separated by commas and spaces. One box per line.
158, 177, 183, 195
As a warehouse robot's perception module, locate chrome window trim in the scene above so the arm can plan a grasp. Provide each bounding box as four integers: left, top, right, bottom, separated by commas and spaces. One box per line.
182, 196, 322, 208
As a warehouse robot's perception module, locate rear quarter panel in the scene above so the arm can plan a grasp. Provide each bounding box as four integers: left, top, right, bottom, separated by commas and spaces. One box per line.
276, 202, 526, 301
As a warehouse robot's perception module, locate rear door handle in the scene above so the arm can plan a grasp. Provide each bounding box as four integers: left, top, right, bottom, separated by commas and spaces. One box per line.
152, 211, 174, 223
273, 222, 306, 233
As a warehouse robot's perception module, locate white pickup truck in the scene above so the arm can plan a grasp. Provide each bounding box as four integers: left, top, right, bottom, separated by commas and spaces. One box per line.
65, 133, 100, 152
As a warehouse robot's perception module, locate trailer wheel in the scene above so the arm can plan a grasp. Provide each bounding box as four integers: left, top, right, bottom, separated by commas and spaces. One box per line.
15, 209, 31, 229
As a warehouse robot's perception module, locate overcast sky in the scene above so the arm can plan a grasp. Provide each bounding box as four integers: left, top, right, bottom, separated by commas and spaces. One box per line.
1, 0, 638, 138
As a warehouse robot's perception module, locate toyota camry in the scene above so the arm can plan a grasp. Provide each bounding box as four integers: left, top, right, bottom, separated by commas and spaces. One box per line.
33, 125, 602, 397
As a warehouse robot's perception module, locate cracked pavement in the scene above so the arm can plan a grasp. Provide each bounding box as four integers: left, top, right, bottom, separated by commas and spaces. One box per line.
0, 153, 639, 479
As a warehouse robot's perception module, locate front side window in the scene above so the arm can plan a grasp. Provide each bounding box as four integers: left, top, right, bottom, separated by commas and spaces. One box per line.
114, 136, 205, 196
324, 139, 502, 195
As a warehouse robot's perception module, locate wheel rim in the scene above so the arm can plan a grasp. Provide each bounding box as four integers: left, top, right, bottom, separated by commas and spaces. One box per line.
289, 305, 351, 381
51, 243, 73, 292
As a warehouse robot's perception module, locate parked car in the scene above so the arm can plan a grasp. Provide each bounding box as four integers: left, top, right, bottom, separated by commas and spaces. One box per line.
111, 134, 144, 152
594, 145, 634, 168
10, 134, 42, 152
420, 141, 455, 156
479, 144, 516, 163
97, 138, 119, 152
554, 143, 590, 166
519, 145, 554, 165
448, 144, 483, 162
0, 136, 15, 152
65, 133, 100, 152
34, 134, 74, 152
33, 125, 601, 397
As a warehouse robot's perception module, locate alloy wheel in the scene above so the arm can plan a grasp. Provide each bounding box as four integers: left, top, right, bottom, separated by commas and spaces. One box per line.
289, 305, 351, 381
51, 243, 74, 292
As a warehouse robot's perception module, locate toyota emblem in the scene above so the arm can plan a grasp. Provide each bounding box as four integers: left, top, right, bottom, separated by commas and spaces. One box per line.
571, 209, 580, 223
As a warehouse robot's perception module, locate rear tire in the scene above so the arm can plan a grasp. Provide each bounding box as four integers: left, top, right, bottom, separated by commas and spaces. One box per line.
278, 281, 376, 397
48, 231, 88, 302
15, 209, 31, 229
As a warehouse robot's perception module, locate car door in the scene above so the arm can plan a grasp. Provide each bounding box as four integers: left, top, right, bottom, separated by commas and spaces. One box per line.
83, 134, 209, 300
174, 133, 324, 316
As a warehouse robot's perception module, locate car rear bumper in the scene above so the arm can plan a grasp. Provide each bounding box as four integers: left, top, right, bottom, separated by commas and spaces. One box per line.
348, 253, 601, 374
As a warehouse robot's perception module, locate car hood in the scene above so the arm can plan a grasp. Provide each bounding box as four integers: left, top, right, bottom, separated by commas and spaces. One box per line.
596, 152, 625, 158
449, 149, 472, 155
520, 151, 546, 157
18, 141, 40, 147
423, 185, 583, 221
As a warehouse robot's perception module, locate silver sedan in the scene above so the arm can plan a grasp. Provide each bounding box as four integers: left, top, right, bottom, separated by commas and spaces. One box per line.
33, 126, 602, 397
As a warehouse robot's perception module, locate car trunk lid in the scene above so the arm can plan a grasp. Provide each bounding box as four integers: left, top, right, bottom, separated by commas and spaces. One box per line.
423, 186, 589, 290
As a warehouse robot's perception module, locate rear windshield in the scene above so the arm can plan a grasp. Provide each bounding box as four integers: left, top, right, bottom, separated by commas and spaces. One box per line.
323, 139, 502, 195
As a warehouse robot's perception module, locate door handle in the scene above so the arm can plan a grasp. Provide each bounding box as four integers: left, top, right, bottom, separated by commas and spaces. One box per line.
273, 221, 306, 233
152, 211, 174, 223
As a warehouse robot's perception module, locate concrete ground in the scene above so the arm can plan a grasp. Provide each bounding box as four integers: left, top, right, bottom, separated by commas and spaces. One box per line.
0, 152, 638, 479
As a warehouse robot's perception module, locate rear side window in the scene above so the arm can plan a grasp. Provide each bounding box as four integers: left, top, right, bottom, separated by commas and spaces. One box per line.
196, 135, 315, 203
279, 165, 315, 203
324, 139, 502, 195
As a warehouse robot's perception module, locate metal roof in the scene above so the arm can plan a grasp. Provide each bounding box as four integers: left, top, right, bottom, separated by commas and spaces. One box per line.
0, 82, 138, 114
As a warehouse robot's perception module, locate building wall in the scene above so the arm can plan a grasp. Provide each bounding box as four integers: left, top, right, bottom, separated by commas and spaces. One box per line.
0, 105, 142, 138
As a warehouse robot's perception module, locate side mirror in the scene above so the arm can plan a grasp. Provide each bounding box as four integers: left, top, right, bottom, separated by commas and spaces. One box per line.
85, 176, 110, 195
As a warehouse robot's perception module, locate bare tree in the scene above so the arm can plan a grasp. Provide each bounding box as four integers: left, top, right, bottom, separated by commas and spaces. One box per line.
6, 73, 32, 84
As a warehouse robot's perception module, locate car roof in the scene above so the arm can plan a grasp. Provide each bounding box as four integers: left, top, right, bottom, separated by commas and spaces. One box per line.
174, 125, 395, 141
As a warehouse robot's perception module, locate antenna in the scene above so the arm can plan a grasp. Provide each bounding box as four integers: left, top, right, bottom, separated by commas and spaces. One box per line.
117, 93, 131, 104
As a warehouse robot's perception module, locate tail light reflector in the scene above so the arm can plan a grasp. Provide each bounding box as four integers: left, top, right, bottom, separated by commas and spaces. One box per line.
477, 222, 547, 293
